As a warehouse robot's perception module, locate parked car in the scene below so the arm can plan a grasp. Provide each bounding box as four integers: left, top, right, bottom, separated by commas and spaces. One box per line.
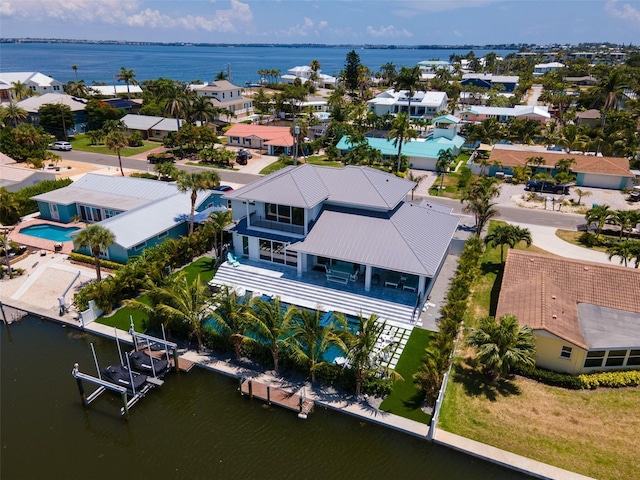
525, 180, 573, 195
236, 149, 252, 165
213, 185, 234, 192
52, 141, 72, 151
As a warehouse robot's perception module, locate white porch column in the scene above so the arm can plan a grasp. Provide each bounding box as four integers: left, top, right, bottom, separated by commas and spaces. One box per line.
418, 276, 427, 295
297, 252, 303, 278
245, 201, 250, 228
365, 265, 372, 292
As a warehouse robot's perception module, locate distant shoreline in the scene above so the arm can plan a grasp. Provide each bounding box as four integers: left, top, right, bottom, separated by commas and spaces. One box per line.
0, 38, 525, 50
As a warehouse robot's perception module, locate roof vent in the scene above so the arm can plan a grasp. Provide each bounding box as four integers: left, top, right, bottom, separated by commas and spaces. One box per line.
529, 258, 534, 262
552, 314, 557, 319
551, 295, 556, 300
584, 267, 589, 271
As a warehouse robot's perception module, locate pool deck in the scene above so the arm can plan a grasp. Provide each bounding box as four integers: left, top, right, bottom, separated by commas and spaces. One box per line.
8, 218, 85, 255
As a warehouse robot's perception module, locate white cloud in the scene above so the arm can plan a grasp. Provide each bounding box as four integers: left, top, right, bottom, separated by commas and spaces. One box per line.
366, 25, 413, 38
276, 16, 328, 37
392, 0, 502, 17
0, 0, 253, 32
453, 30, 463, 38
605, 0, 640, 23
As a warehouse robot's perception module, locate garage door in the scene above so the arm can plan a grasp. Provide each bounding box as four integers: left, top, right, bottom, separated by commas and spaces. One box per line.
580, 174, 622, 189
409, 157, 437, 171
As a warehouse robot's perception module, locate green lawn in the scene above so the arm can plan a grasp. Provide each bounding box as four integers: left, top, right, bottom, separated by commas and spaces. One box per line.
97, 257, 217, 332
379, 328, 434, 424
70, 134, 159, 157
259, 156, 344, 175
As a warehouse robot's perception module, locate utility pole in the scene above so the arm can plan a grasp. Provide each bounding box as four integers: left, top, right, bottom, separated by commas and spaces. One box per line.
293, 122, 300, 166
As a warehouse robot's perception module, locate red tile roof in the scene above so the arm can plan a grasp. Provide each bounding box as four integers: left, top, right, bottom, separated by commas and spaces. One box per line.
489, 148, 632, 177
225, 124, 293, 147
496, 250, 640, 349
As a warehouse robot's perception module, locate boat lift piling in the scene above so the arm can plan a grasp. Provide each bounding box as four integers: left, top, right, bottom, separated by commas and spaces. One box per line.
128, 320, 179, 372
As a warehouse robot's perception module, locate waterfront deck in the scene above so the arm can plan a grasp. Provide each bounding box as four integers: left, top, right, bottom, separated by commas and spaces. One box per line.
211, 260, 421, 327
240, 378, 314, 418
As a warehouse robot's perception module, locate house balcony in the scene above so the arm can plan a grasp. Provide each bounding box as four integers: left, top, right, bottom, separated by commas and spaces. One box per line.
249, 213, 305, 236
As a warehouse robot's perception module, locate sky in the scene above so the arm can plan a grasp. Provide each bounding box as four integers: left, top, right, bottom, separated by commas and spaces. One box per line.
1, 0, 639, 45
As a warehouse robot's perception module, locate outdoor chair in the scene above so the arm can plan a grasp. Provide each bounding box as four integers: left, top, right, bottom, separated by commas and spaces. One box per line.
384, 272, 401, 288
402, 276, 419, 292
227, 252, 240, 267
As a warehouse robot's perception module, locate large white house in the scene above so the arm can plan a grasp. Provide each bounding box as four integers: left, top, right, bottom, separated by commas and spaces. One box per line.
215, 164, 460, 325
0, 72, 64, 101
281, 66, 337, 88
192, 80, 253, 116
367, 89, 448, 119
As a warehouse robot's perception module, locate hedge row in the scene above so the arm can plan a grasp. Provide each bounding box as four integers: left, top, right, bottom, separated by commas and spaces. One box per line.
69, 252, 124, 271
517, 366, 640, 390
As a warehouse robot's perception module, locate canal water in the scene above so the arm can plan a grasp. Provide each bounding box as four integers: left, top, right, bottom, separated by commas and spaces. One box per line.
1, 316, 528, 479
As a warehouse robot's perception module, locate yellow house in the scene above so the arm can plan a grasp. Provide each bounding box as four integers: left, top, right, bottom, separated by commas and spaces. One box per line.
496, 251, 640, 374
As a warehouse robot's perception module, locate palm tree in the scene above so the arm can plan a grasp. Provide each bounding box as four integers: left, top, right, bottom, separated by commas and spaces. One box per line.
346, 313, 402, 397
414, 342, 452, 407
207, 209, 232, 259
436, 149, 455, 195
388, 112, 417, 173
105, 130, 128, 176
176, 171, 220, 234
162, 83, 190, 133
557, 124, 589, 153
0, 187, 21, 225
466, 314, 536, 380
461, 177, 500, 237
573, 188, 592, 206
585, 204, 613, 237
73, 224, 115, 281
64, 80, 91, 98
116, 67, 138, 100
406, 170, 426, 201
4, 103, 28, 127
284, 307, 346, 383
71, 65, 78, 81
590, 68, 628, 128
189, 96, 217, 125
393, 66, 422, 119
611, 210, 640, 240
485, 224, 532, 262
207, 286, 251, 359
607, 241, 636, 268
245, 296, 295, 373
10, 81, 37, 101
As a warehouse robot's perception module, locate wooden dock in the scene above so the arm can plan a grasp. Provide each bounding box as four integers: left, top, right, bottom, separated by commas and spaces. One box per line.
240, 379, 314, 418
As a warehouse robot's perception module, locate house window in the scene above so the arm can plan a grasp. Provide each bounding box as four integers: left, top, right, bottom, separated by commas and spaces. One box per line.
242, 236, 249, 256
627, 350, 640, 366
605, 349, 627, 367
134, 242, 146, 250
560, 346, 572, 359
158, 231, 168, 239
258, 239, 296, 267
584, 350, 605, 368
53, 85, 60, 91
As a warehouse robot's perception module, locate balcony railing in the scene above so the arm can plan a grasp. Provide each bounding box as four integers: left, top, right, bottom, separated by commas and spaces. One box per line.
249, 213, 305, 235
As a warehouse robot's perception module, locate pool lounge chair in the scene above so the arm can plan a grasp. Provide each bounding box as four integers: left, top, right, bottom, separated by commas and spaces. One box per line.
384, 272, 401, 288
227, 252, 240, 267
402, 275, 419, 292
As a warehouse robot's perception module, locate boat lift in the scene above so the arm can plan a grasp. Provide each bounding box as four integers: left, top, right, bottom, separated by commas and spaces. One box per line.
58, 270, 81, 316
128, 320, 179, 374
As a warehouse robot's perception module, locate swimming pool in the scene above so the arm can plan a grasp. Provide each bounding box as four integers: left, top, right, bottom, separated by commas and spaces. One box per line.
19, 224, 80, 242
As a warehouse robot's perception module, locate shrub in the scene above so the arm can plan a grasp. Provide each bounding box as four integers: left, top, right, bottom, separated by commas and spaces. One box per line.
517, 366, 640, 390
579, 232, 606, 247
69, 252, 124, 271
362, 376, 393, 397
130, 172, 158, 180
127, 131, 144, 147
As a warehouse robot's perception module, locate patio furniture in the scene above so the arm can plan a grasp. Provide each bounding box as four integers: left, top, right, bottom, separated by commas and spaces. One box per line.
227, 252, 240, 267
402, 275, 419, 292
350, 270, 359, 282
326, 269, 350, 285
384, 272, 401, 288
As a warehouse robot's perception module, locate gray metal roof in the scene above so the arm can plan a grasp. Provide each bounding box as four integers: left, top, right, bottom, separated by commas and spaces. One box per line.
290, 202, 459, 277
578, 303, 640, 350
97, 191, 211, 249
315, 166, 415, 211
32, 173, 180, 208
122, 114, 164, 130
224, 164, 329, 208
153, 117, 184, 132
225, 164, 414, 211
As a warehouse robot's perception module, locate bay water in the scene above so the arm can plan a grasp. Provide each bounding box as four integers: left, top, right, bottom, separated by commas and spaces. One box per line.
0, 42, 516, 87
1, 316, 528, 479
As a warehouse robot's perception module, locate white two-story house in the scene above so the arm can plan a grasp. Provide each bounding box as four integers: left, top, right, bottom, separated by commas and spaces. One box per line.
217, 164, 459, 324
192, 80, 253, 117
367, 89, 448, 120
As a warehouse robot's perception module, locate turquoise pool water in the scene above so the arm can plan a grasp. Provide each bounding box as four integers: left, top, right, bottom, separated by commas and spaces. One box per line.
19, 224, 79, 242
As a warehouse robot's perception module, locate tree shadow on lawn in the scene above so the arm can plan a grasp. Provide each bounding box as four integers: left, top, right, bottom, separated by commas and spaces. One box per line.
489, 265, 504, 317
452, 358, 521, 402
401, 390, 427, 411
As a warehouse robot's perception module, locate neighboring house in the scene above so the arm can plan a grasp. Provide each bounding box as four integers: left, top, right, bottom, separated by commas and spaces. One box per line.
224, 124, 294, 156
367, 89, 448, 119
16, 93, 89, 134
496, 250, 640, 374
336, 114, 465, 171
222, 164, 459, 316
0, 163, 57, 192
457, 105, 551, 123
31, 173, 224, 262
575, 109, 601, 128
565, 75, 598, 86
533, 62, 565, 76
417, 60, 453, 80
89, 85, 144, 96
461, 74, 519, 92
281, 66, 337, 88
192, 80, 253, 117
0, 72, 64, 102
468, 144, 634, 190
120, 114, 186, 140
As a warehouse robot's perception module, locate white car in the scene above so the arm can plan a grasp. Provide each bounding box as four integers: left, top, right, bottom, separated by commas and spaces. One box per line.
52, 141, 72, 151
